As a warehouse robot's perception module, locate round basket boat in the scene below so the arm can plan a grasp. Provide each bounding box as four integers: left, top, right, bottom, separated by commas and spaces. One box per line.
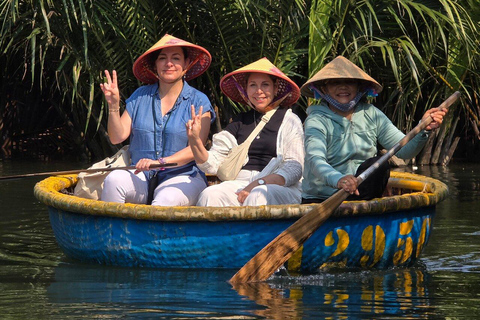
34, 171, 448, 272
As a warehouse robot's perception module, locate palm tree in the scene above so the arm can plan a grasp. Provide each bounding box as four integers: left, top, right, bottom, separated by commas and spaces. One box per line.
0, 0, 309, 159
307, 0, 479, 165
0, 0, 478, 163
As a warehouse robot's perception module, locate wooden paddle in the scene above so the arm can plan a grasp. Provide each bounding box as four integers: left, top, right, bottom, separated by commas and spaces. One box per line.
0, 162, 177, 180
229, 91, 461, 283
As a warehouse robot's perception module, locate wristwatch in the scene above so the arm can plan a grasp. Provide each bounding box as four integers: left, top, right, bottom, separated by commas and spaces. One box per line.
257, 179, 266, 185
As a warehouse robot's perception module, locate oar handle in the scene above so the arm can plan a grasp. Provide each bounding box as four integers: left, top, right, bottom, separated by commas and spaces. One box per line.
357, 91, 461, 185
0, 162, 177, 180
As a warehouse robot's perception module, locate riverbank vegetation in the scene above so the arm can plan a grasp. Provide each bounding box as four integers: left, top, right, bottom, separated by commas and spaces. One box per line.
0, 0, 479, 164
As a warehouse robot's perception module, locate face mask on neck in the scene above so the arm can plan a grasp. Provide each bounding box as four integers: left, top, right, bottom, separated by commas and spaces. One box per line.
309, 84, 365, 112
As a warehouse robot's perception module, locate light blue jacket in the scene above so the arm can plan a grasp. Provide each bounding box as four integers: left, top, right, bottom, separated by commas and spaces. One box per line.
302, 102, 429, 200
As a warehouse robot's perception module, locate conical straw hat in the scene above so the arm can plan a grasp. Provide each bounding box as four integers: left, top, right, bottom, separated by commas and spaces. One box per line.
133, 34, 211, 83
301, 56, 382, 98
220, 58, 300, 107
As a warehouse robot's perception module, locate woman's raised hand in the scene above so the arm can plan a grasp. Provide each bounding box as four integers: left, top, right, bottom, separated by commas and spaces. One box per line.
186, 105, 203, 140
100, 70, 120, 108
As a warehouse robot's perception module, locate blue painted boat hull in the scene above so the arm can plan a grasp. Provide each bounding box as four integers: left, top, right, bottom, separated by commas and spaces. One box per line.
48, 204, 434, 272
35, 172, 447, 272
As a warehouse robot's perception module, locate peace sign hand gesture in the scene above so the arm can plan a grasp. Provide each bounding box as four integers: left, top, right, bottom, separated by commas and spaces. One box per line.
100, 70, 120, 108
186, 105, 203, 140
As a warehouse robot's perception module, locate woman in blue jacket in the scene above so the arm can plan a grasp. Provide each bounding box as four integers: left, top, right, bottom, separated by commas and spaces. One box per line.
301, 56, 447, 203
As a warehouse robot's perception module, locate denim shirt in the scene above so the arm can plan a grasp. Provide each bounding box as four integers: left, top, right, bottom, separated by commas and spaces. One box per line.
126, 81, 215, 177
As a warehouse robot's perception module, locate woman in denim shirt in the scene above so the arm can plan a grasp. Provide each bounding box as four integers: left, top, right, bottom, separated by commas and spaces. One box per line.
100, 34, 215, 206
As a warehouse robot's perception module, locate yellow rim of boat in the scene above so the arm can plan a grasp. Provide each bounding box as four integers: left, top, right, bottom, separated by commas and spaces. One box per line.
34, 171, 448, 221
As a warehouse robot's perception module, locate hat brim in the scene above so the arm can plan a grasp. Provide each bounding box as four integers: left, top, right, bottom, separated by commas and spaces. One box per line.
133, 41, 211, 83
300, 56, 383, 98
220, 62, 300, 108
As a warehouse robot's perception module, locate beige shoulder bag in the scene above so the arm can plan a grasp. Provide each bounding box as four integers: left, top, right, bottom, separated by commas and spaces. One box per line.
73, 145, 130, 200
216, 108, 277, 181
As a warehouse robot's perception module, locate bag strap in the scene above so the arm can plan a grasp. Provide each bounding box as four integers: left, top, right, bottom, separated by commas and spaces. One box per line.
227, 93, 290, 165
243, 108, 278, 145
238, 92, 290, 147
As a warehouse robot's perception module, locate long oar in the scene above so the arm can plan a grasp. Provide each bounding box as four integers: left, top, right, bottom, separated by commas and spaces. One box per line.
230, 91, 461, 283
0, 162, 177, 180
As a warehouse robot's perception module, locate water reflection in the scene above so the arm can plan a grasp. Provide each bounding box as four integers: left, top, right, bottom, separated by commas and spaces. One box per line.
233, 267, 438, 319
415, 164, 480, 274
47, 264, 256, 319
414, 164, 480, 202
45, 263, 440, 319
233, 281, 304, 319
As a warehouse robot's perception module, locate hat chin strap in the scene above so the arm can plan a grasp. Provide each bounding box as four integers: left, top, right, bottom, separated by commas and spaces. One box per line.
181, 55, 202, 79
231, 76, 255, 109
310, 84, 365, 112
264, 94, 289, 112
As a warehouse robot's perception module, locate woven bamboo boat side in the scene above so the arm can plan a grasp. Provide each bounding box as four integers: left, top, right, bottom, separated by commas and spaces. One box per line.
34, 171, 448, 221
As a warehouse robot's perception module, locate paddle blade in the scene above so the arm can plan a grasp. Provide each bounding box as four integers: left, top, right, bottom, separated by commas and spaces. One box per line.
229, 190, 349, 283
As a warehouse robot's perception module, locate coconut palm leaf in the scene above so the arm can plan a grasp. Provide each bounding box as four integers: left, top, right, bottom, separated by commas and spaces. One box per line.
1, 0, 478, 162
307, 0, 479, 164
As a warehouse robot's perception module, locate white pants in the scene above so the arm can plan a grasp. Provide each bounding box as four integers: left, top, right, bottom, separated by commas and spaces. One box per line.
197, 170, 301, 207
101, 169, 206, 206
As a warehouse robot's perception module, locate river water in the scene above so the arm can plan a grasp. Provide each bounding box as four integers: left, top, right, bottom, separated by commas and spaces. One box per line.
0, 160, 479, 319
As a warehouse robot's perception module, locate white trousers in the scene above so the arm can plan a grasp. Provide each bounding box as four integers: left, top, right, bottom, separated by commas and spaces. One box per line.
101, 169, 206, 206
197, 170, 301, 207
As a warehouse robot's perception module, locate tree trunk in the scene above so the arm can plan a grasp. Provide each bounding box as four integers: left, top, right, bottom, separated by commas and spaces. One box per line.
439, 114, 460, 164
417, 130, 437, 165
442, 136, 460, 166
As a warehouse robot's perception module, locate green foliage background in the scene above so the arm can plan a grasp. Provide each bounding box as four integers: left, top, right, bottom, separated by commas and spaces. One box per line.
0, 0, 478, 163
